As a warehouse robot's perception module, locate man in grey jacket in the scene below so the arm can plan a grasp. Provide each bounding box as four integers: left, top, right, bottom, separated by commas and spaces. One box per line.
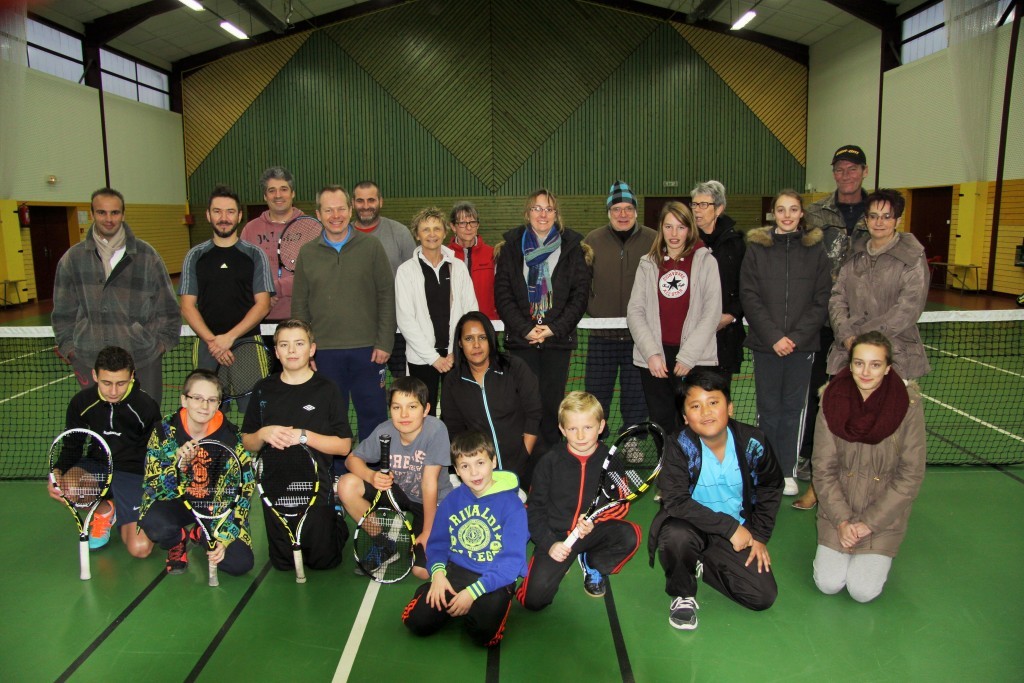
52, 188, 180, 405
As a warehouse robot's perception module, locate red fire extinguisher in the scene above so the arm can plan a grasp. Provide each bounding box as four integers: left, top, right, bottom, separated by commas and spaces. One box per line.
17, 204, 30, 227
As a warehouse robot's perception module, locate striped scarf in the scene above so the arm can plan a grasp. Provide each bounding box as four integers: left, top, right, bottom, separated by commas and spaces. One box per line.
522, 227, 561, 321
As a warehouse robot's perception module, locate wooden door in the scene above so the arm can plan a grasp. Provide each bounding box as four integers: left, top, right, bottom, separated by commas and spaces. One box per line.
28, 206, 71, 301
909, 187, 952, 261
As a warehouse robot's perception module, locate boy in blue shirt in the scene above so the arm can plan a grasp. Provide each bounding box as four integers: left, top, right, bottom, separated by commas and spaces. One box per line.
518, 392, 642, 608
402, 432, 528, 647
649, 367, 783, 631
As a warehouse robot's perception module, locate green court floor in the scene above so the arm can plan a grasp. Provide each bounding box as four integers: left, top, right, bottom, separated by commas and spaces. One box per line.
3, 465, 1022, 682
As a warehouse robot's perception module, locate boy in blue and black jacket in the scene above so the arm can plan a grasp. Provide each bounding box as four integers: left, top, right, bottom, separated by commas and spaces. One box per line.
402, 432, 528, 647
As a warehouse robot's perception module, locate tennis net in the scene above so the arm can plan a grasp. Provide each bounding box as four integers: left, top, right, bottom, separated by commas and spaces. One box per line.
1, 310, 1021, 479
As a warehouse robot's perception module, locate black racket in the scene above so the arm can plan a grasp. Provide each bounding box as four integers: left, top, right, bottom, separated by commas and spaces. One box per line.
563, 422, 665, 550
277, 215, 323, 275
218, 339, 271, 402
352, 434, 415, 583
179, 439, 248, 587
48, 428, 113, 580
255, 444, 318, 583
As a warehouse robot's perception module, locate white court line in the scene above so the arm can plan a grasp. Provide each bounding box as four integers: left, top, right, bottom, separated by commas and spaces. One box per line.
0, 346, 53, 366
923, 344, 1024, 379
332, 580, 381, 682
0, 374, 74, 405
920, 392, 1024, 445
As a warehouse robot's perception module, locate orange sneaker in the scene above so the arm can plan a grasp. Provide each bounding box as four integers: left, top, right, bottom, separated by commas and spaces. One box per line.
88, 502, 116, 550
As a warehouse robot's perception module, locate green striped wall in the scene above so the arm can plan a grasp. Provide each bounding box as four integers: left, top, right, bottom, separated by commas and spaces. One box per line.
185, 0, 804, 206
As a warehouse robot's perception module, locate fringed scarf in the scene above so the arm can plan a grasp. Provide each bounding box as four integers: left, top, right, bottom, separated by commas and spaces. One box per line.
822, 367, 909, 444
522, 226, 561, 321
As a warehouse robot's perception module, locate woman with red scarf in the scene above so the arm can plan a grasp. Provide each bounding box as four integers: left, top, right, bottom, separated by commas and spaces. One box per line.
627, 201, 721, 433
811, 331, 926, 603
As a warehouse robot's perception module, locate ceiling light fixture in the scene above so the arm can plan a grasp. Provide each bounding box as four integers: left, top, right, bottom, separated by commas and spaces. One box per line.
177, 0, 204, 10
730, 1, 762, 30
219, 20, 249, 40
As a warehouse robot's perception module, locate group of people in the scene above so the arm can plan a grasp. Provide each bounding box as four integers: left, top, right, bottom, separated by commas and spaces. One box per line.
47, 142, 930, 642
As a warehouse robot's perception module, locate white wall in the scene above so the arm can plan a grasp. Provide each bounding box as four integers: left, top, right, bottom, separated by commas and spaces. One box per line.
806, 21, 881, 194
105, 93, 186, 205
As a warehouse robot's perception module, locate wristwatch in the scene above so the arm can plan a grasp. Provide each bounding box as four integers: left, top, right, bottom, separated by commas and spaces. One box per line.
299, 429, 308, 445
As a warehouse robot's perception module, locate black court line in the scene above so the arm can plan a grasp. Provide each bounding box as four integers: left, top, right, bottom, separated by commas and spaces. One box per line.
55, 570, 168, 682
603, 580, 635, 683
485, 640, 501, 683
184, 560, 273, 683
926, 428, 1024, 486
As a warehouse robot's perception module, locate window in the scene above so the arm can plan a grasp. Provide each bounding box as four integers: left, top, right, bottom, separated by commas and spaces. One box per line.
100, 49, 171, 110
901, 2, 947, 64
25, 18, 84, 83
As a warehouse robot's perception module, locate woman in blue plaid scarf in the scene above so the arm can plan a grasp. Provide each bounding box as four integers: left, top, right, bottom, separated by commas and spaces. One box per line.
493, 189, 593, 474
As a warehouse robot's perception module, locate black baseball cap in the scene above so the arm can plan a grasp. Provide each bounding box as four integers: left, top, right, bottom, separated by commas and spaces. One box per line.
831, 145, 867, 166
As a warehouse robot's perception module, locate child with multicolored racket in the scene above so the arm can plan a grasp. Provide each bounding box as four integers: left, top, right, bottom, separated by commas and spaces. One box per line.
338, 376, 453, 580
242, 319, 353, 573
139, 370, 255, 578
649, 367, 783, 631
47, 346, 160, 561
518, 392, 648, 609
403, 432, 528, 647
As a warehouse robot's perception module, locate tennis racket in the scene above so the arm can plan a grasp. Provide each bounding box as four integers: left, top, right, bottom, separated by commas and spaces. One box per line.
563, 422, 666, 551
277, 215, 324, 275
353, 434, 415, 583
48, 428, 113, 580
179, 439, 248, 587
217, 339, 271, 403
52, 347, 90, 386
255, 444, 318, 583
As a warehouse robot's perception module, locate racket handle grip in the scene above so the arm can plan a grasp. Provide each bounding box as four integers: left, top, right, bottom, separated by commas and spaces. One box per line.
563, 528, 581, 551
80, 538, 91, 580
208, 559, 219, 587
294, 549, 307, 584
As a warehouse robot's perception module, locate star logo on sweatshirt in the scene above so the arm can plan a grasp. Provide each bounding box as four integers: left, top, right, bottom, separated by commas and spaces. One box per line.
658, 269, 689, 299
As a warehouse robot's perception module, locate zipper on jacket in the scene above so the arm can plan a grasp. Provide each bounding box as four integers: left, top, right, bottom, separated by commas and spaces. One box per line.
460, 373, 503, 469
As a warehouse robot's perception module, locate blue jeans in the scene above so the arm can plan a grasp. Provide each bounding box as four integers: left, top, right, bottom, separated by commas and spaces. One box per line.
315, 347, 387, 474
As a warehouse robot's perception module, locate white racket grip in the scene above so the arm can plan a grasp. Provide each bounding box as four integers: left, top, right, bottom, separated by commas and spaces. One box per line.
79, 538, 91, 580
294, 549, 307, 583
563, 528, 581, 551
208, 559, 219, 587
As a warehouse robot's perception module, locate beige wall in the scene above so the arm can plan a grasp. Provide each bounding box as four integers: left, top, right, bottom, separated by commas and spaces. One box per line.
105, 93, 187, 205
806, 21, 881, 195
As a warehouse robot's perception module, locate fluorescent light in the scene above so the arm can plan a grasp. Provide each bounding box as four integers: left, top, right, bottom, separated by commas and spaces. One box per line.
219, 20, 249, 40
177, 0, 204, 10
731, 10, 756, 30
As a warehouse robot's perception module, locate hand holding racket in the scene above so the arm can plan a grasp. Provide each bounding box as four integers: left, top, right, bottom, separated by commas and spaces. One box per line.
353, 434, 415, 583
277, 215, 324, 276
218, 339, 271, 405
48, 429, 113, 580
178, 439, 248, 587
563, 422, 666, 551
255, 443, 319, 583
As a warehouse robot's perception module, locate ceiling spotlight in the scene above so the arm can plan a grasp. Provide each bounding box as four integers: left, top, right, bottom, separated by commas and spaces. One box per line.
219, 20, 249, 40
731, 10, 756, 30
177, 0, 204, 10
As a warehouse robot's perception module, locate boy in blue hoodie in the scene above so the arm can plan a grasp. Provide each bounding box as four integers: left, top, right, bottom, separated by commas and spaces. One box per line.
402, 432, 528, 647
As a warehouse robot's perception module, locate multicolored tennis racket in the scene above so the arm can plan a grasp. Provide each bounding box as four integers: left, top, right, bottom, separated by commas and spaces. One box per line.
217, 339, 271, 403
563, 422, 665, 550
179, 439, 248, 587
48, 428, 113, 580
277, 215, 323, 275
353, 434, 415, 583
255, 443, 318, 583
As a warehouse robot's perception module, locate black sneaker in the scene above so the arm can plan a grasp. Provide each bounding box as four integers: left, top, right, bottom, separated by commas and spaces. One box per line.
165, 538, 189, 575
669, 596, 699, 630
577, 553, 606, 598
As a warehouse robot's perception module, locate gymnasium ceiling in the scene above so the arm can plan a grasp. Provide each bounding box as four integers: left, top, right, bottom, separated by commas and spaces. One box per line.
31, 0, 908, 71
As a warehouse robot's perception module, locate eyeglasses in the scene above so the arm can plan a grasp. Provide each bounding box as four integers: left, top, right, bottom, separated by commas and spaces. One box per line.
689, 201, 715, 210
453, 220, 480, 229
185, 395, 220, 406
529, 206, 557, 214
609, 206, 636, 216
866, 212, 896, 223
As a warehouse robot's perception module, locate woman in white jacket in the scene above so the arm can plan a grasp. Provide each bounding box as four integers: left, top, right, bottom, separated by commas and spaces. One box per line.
395, 207, 478, 414
627, 201, 721, 432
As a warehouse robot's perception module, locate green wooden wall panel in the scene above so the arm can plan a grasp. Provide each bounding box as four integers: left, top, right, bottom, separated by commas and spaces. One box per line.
188, 31, 491, 205
501, 24, 804, 196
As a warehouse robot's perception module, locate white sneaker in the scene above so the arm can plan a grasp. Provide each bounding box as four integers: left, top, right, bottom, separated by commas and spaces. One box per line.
783, 477, 799, 496
669, 596, 699, 630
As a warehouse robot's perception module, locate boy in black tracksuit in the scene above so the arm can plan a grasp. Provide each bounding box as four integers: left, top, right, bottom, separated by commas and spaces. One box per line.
517, 392, 641, 609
